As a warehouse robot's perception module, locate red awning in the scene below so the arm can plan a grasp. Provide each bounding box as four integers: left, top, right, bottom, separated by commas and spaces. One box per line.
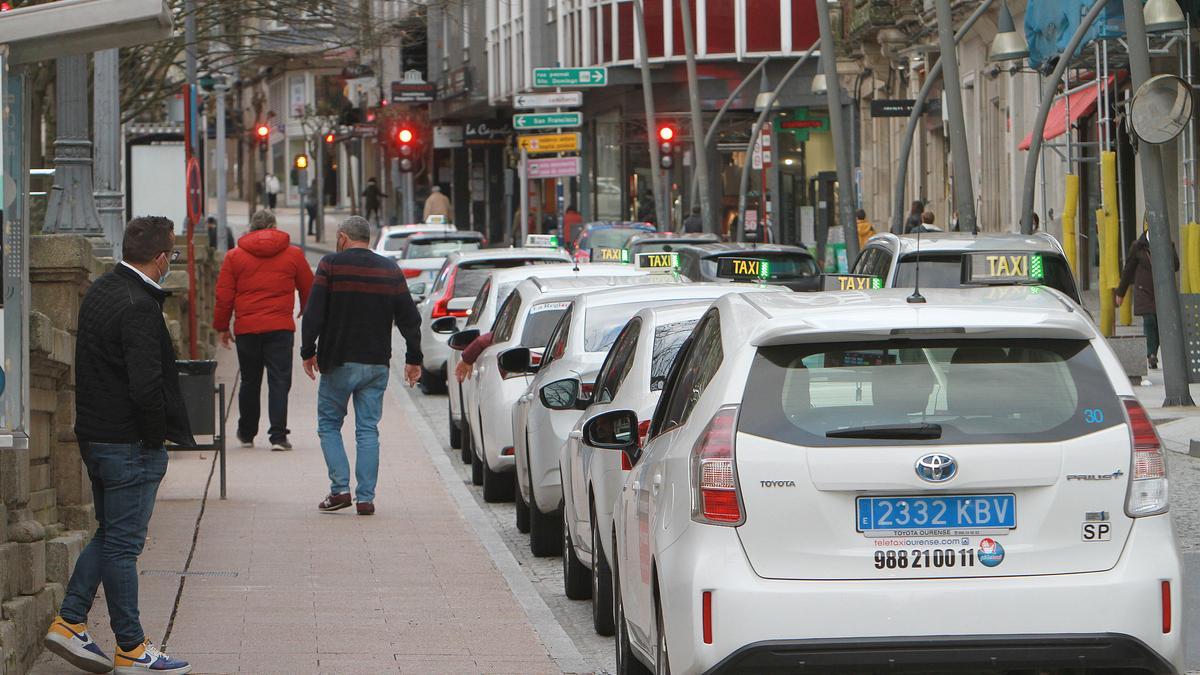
1019, 76, 1113, 151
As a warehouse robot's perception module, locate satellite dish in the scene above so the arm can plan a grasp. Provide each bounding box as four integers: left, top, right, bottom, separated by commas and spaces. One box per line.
1130, 74, 1193, 145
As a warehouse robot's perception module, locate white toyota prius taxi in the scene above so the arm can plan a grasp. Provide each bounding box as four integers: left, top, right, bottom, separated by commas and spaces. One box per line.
583, 286, 1183, 675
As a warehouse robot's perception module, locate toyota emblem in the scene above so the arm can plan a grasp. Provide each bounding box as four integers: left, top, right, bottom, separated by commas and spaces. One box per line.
915, 453, 957, 483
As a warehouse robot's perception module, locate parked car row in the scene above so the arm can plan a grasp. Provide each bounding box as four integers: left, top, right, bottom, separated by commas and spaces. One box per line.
409, 227, 1183, 673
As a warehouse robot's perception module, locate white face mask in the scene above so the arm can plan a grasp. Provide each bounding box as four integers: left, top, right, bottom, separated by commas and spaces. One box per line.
157, 254, 171, 285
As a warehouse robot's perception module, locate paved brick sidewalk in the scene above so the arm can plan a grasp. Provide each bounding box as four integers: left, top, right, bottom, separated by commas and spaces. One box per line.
33, 346, 561, 674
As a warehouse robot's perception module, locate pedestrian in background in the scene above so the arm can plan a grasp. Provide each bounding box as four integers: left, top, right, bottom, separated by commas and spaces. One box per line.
1116, 228, 1178, 370
305, 180, 319, 235
900, 200, 923, 234
563, 205, 584, 246
301, 216, 423, 515
45, 216, 194, 675
682, 206, 703, 233
362, 177, 384, 226
856, 208, 876, 248
423, 184, 451, 222
265, 173, 281, 210
206, 215, 234, 250
214, 210, 313, 451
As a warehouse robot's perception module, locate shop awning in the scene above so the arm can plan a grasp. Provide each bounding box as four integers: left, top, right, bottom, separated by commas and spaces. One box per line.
1019, 76, 1114, 151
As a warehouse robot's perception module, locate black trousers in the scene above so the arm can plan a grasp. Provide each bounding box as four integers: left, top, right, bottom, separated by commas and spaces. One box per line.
235, 330, 294, 443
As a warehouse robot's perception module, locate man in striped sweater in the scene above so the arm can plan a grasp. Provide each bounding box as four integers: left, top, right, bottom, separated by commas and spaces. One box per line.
300, 216, 423, 515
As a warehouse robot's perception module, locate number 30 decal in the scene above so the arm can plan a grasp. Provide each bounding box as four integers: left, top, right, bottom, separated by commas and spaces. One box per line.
1083, 408, 1105, 424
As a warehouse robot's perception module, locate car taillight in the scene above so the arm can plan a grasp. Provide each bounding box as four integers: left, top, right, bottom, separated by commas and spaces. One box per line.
1162, 580, 1172, 633
430, 267, 468, 319
580, 382, 594, 399
530, 351, 543, 366
401, 268, 421, 279
624, 420, 652, 471
690, 406, 743, 526
1122, 398, 1168, 517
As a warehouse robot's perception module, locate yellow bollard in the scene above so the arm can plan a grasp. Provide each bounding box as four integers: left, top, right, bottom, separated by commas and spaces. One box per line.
1098, 206, 1115, 337
1182, 223, 1194, 294
1062, 174, 1079, 274
1100, 152, 1125, 328
1189, 222, 1200, 294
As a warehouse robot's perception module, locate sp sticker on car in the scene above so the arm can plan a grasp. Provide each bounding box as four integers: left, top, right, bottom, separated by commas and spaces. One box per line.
976, 538, 1005, 567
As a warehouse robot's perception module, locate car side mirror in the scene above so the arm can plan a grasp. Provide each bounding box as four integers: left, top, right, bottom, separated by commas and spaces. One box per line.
539, 377, 580, 410
447, 328, 480, 351
409, 282, 428, 297
582, 410, 640, 466
498, 347, 537, 375
431, 316, 460, 335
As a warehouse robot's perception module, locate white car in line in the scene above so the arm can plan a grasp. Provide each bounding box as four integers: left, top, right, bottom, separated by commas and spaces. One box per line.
510, 283, 779, 558
395, 231, 485, 301
583, 287, 1182, 674
558, 294, 779, 636
416, 248, 571, 394
444, 262, 649, 456
373, 222, 457, 258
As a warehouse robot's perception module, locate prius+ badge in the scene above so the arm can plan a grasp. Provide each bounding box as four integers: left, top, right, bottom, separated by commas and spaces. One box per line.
915, 453, 957, 483
1066, 470, 1125, 481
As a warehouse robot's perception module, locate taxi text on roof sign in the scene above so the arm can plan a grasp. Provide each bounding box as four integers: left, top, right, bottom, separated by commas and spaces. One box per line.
822, 274, 884, 291
525, 234, 560, 248
636, 252, 679, 270
425, 215, 447, 224
716, 257, 771, 280
964, 252, 1045, 284
591, 247, 630, 263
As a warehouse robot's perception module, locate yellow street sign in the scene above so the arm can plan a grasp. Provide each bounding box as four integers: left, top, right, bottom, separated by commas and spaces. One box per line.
518, 132, 581, 154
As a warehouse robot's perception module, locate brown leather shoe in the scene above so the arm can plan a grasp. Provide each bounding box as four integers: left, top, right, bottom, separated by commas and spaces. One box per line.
318, 493, 352, 512
356, 502, 375, 516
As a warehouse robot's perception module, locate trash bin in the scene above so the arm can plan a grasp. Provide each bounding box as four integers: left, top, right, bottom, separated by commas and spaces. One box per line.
176, 360, 217, 436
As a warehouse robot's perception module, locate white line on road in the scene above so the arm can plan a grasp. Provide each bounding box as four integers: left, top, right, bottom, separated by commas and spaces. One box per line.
388, 363, 592, 674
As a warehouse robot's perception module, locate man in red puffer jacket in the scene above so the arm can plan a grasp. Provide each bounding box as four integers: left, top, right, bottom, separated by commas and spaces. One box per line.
215, 210, 314, 451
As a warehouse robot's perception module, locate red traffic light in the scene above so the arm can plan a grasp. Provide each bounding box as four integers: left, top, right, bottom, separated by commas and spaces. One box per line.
255, 124, 270, 139
324, 132, 335, 143
398, 128, 414, 144
658, 125, 675, 142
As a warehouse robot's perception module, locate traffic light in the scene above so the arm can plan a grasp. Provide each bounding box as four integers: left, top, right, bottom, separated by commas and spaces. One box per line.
324, 131, 335, 144
657, 124, 675, 169
255, 123, 270, 147
397, 126, 416, 173
293, 154, 309, 170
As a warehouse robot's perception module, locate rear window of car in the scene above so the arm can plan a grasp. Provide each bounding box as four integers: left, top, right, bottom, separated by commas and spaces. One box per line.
739, 338, 1122, 446
383, 234, 409, 251
520, 301, 570, 348
453, 258, 562, 298
701, 253, 818, 280
650, 319, 699, 391
584, 301, 664, 352
580, 228, 644, 251
405, 239, 482, 258
894, 253, 1078, 300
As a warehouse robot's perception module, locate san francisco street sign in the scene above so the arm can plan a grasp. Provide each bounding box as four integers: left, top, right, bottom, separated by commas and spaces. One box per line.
513, 91, 583, 109
526, 157, 582, 179
517, 132, 581, 154
533, 67, 608, 88
513, 112, 582, 130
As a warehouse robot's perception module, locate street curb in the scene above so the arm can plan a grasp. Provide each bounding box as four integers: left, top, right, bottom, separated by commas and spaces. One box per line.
388, 362, 594, 674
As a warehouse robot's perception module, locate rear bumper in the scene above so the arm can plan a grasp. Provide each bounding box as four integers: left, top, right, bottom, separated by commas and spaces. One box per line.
705, 633, 1176, 674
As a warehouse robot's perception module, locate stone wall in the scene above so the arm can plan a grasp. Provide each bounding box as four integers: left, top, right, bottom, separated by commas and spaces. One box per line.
0, 235, 220, 674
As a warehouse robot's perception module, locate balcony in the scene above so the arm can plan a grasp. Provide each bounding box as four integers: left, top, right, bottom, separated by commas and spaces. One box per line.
850, 0, 898, 40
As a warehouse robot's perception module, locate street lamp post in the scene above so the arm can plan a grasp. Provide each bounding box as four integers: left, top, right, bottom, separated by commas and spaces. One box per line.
632, 0, 668, 229
934, 0, 977, 233
43, 54, 108, 254
1122, 0, 1194, 407
815, 0, 860, 263
677, 0, 713, 234
93, 48, 124, 258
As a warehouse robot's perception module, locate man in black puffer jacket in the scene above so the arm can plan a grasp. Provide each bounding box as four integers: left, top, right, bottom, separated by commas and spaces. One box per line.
43, 216, 195, 675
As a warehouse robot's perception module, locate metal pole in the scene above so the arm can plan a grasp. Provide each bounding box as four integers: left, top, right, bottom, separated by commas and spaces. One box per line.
890, 0, 994, 232
44, 55, 106, 248
404, 171, 415, 225
737, 41, 819, 244
1122, 0, 1194, 407
815, 0, 860, 262
93, 49, 123, 258
1020, 0, 1108, 234
934, 0, 977, 233
688, 56, 770, 211
519, 147, 529, 242
632, 0, 667, 229
215, 85, 229, 253
316, 138, 326, 242
678, 0, 713, 233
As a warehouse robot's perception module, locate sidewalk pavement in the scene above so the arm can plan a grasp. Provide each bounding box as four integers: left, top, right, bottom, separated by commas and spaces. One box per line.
32, 344, 562, 674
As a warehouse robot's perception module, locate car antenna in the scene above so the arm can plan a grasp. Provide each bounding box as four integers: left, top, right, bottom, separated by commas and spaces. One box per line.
907, 225, 926, 304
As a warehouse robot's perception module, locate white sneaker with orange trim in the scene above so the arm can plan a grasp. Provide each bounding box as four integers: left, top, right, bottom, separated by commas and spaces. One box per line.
43, 615, 113, 673
113, 639, 191, 674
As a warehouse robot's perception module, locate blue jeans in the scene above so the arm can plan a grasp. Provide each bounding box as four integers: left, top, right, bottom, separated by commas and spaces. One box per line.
60, 442, 168, 649
317, 363, 389, 502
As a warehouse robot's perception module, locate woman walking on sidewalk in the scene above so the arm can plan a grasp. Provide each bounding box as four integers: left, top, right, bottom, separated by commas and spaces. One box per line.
1116, 228, 1179, 370
301, 216, 423, 515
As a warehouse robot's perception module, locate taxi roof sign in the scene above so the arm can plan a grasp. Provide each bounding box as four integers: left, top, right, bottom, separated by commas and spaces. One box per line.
425, 215, 447, 224
963, 252, 1045, 285
636, 251, 679, 270
716, 257, 770, 281
822, 274, 883, 291
591, 247, 630, 263
525, 234, 560, 248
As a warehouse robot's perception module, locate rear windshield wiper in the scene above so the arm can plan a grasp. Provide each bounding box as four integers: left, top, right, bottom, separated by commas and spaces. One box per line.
826, 423, 943, 440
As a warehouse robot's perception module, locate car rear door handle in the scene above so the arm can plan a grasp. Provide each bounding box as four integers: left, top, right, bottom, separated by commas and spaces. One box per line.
651, 473, 663, 495
568, 430, 582, 440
